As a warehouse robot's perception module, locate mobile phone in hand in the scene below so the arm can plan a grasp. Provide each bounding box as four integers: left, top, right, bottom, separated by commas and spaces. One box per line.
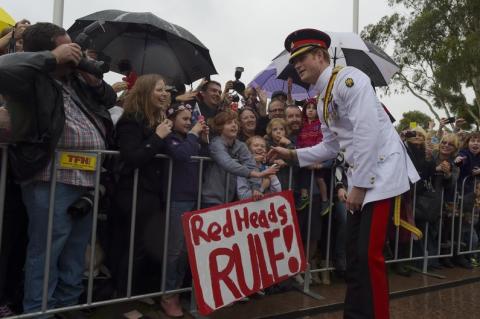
446, 117, 456, 124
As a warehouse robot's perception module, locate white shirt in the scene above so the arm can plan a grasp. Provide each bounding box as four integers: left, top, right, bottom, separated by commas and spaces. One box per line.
296, 65, 420, 205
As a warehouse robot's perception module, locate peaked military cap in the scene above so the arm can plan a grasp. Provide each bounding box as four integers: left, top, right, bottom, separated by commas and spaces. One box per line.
284, 28, 331, 62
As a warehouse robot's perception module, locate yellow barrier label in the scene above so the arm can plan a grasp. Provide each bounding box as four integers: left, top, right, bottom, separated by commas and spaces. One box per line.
58, 152, 97, 171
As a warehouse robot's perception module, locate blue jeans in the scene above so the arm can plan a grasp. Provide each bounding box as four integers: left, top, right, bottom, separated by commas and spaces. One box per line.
165, 201, 196, 291
21, 181, 92, 317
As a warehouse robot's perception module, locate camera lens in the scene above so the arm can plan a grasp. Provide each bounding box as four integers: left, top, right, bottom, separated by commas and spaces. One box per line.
67, 186, 105, 219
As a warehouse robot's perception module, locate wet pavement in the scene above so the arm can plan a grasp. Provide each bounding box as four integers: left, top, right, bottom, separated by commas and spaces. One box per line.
306, 281, 480, 318
87, 266, 480, 319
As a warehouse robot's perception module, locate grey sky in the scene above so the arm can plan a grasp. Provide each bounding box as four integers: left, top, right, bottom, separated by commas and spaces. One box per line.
3, 0, 433, 121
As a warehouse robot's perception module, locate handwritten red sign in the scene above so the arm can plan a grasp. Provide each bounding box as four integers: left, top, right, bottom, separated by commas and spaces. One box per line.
182, 191, 306, 315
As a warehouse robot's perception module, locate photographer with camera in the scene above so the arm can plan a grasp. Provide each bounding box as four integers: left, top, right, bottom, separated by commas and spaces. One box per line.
0, 22, 115, 318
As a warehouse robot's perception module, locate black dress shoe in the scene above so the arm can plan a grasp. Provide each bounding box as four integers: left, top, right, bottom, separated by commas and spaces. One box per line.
393, 263, 412, 277
454, 256, 473, 269
440, 258, 455, 268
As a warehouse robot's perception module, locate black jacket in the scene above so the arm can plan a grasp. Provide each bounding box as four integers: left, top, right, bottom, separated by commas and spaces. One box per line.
116, 114, 166, 194
0, 51, 116, 181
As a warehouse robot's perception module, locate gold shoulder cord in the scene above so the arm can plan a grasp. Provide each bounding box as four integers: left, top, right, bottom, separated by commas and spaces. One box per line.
322, 65, 344, 127
393, 195, 423, 239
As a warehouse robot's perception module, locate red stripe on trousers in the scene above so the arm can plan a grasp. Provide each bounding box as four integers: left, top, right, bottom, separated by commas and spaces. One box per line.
368, 199, 391, 319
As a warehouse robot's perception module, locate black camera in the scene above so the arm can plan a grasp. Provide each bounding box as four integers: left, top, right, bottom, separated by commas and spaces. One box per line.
232, 66, 246, 95
404, 131, 417, 138
76, 58, 110, 78
67, 185, 106, 219
74, 20, 110, 78
446, 117, 456, 124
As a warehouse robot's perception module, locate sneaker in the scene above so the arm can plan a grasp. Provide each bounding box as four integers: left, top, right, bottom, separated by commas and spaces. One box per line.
470, 258, 480, 267
160, 294, 184, 318
296, 194, 310, 211
0, 305, 15, 318
311, 271, 322, 285
294, 273, 305, 285
393, 263, 412, 277
320, 201, 330, 216
321, 270, 331, 285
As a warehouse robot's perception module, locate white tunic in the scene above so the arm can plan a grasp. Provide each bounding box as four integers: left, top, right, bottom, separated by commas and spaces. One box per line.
296, 65, 420, 206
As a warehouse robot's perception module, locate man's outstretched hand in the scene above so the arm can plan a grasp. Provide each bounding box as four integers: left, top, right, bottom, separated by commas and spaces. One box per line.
267, 146, 291, 162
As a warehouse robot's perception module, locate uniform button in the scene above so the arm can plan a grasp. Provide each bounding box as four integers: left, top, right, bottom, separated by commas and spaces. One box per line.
145, 144, 152, 148
379, 156, 385, 161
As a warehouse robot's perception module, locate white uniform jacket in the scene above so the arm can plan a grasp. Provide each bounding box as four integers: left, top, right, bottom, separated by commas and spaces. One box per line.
296, 65, 420, 206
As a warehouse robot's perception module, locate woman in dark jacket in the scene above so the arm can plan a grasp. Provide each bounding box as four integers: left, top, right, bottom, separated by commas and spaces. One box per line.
111, 74, 173, 296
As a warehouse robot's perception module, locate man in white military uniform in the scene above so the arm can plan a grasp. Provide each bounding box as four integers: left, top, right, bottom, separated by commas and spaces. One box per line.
269, 29, 419, 319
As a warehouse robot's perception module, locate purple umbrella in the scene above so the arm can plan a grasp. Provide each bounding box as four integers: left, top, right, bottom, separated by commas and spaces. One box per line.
248, 62, 315, 101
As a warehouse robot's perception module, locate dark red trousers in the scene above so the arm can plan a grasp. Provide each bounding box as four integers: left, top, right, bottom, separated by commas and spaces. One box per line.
344, 199, 392, 319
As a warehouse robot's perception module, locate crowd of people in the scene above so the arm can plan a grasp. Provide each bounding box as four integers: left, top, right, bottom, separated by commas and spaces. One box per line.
0, 19, 479, 319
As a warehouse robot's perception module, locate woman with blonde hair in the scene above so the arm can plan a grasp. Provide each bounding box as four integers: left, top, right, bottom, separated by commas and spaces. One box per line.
428, 133, 459, 268
111, 74, 173, 296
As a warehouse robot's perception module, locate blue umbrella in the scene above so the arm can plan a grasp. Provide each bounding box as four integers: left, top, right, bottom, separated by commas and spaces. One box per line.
248, 62, 315, 101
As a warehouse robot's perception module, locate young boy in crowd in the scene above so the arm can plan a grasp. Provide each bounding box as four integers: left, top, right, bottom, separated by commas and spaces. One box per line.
237, 136, 281, 199
202, 111, 278, 207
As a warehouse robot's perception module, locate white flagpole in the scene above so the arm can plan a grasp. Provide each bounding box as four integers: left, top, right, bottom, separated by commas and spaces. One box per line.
53, 0, 64, 26
353, 0, 359, 34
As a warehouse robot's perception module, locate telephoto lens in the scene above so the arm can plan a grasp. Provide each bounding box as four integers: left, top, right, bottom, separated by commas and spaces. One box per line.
76, 58, 110, 78
67, 185, 106, 219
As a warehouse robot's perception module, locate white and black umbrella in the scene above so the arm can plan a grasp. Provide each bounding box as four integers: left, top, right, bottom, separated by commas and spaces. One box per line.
276, 31, 399, 87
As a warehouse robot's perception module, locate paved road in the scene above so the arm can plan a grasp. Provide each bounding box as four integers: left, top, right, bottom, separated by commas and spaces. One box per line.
304, 281, 480, 319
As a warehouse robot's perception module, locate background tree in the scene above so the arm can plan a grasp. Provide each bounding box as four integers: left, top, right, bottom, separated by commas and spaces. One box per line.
396, 110, 432, 131
362, 0, 480, 129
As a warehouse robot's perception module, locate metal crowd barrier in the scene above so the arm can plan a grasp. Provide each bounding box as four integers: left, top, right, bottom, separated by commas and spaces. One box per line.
299, 168, 472, 294
0, 143, 479, 318
457, 176, 480, 257
0, 146, 215, 319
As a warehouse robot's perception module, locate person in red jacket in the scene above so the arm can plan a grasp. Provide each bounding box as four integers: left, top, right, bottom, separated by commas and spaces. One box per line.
296, 98, 329, 212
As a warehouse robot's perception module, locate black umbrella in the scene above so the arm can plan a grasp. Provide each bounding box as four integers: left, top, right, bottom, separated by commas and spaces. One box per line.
68, 10, 217, 85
